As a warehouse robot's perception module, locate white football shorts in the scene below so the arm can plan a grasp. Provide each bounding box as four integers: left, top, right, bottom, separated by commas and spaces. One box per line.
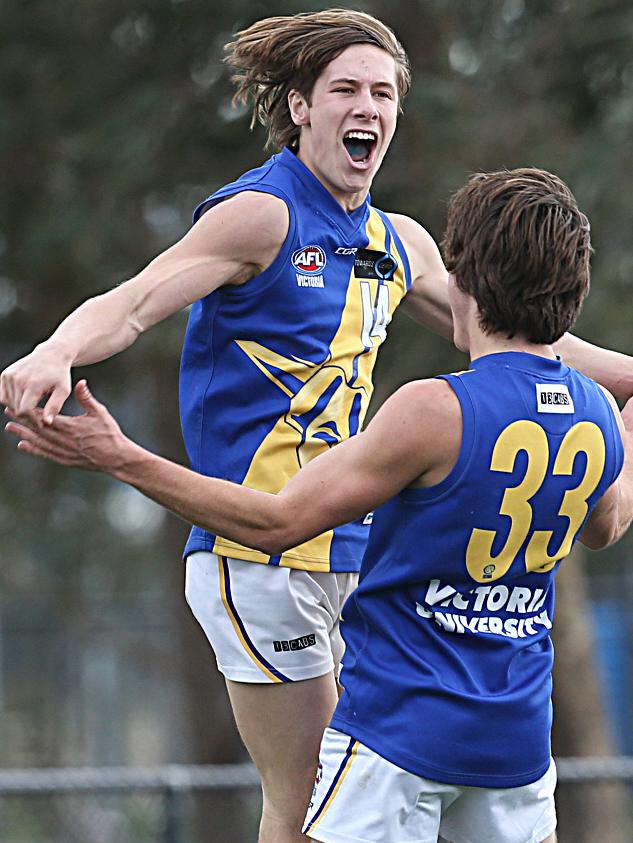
184, 552, 357, 683
303, 728, 557, 843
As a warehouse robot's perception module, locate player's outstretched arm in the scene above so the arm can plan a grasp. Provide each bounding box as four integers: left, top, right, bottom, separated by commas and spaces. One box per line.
553, 333, 633, 403
0, 192, 288, 424
5, 377, 460, 554
386, 214, 454, 341
579, 392, 633, 549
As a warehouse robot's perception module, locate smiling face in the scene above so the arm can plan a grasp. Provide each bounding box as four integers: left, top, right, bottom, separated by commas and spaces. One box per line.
288, 44, 399, 212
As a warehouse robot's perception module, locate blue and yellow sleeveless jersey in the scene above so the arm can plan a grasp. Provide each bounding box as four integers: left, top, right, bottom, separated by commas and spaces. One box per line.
332, 352, 623, 787
179, 147, 412, 571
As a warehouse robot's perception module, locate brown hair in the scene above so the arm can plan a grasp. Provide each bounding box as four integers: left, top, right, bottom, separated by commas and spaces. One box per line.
225, 8, 410, 150
442, 168, 592, 344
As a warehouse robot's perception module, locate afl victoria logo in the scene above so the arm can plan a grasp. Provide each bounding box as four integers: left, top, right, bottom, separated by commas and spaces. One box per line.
292, 245, 327, 276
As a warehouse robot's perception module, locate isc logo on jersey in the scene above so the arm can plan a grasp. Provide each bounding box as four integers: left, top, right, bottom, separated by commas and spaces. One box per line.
292, 245, 326, 288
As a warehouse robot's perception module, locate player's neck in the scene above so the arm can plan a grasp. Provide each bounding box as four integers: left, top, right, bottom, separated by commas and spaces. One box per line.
294, 148, 371, 214
468, 330, 557, 363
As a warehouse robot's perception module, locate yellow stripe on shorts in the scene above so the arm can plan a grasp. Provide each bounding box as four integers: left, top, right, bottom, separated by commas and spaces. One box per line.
308, 740, 359, 833
217, 556, 289, 683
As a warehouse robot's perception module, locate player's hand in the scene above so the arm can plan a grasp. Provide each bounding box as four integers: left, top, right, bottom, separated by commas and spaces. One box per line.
0, 345, 72, 426
4, 380, 129, 473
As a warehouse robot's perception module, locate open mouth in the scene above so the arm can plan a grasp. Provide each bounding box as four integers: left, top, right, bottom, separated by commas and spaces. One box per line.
342, 130, 378, 165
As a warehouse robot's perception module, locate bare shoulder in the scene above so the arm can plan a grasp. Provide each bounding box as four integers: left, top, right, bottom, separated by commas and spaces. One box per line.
189, 190, 290, 280
390, 377, 459, 412
368, 378, 458, 444
196, 190, 289, 243
386, 212, 440, 262
370, 378, 462, 486
391, 378, 461, 441
385, 212, 447, 304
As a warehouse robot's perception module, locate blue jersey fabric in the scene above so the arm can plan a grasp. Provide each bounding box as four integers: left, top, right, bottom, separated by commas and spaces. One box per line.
180, 148, 412, 571
332, 352, 623, 787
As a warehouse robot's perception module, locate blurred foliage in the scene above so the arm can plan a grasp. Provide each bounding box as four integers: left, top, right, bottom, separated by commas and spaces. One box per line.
1, 0, 632, 778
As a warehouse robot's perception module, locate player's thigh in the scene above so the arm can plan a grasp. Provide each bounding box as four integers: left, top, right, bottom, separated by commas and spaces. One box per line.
227, 673, 339, 820
185, 552, 354, 682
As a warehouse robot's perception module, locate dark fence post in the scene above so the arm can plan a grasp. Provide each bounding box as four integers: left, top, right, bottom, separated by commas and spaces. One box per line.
164, 784, 187, 843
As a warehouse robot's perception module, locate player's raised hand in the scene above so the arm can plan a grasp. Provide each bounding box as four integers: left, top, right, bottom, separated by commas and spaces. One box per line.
4, 380, 129, 473
0, 345, 72, 426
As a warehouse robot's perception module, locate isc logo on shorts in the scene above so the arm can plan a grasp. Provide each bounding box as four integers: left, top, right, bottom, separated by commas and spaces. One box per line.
273, 633, 317, 652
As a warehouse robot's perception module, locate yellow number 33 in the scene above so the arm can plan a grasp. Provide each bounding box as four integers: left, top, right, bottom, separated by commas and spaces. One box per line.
466, 420, 606, 583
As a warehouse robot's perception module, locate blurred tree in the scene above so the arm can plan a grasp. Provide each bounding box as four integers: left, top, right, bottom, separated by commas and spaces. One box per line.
1, 0, 632, 840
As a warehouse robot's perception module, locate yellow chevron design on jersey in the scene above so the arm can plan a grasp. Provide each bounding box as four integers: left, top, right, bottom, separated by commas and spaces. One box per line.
213, 210, 409, 570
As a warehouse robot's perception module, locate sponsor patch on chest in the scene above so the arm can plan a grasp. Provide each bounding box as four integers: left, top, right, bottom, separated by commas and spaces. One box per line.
535, 383, 575, 413
354, 249, 398, 281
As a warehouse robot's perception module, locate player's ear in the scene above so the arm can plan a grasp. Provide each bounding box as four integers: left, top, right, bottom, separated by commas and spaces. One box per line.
288, 89, 310, 127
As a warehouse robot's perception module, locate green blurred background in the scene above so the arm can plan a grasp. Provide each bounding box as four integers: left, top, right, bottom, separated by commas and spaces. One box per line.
1, 1, 632, 841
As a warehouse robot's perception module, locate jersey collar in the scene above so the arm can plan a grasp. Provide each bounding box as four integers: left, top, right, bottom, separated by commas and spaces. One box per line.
277, 147, 371, 235
470, 351, 569, 377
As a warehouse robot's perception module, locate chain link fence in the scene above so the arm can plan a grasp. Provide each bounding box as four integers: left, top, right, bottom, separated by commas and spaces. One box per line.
1, 758, 632, 843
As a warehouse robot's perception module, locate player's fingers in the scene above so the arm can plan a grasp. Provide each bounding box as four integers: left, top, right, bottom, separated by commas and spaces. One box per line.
0, 374, 13, 409
8, 418, 85, 457
42, 386, 71, 426
16, 438, 79, 467
14, 385, 50, 422
5, 421, 29, 440
5, 422, 81, 467
0, 369, 23, 411
5, 420, 55, 444
74, 380, 105, 416
3, 410, 41, 432
6, 418, 67, 447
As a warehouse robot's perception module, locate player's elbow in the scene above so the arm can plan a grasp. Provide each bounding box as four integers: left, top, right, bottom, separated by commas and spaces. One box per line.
237, 493, 323, 556
580, 484, 633, 551
580, 527, 615, 552
251, 530, 287, 556
255, 526, 303, 556
580, 516, 627, 551
218, 498, 305, 556
255, 510, 314, 556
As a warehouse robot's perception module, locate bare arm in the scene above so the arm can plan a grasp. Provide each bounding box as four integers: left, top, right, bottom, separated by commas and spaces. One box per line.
5, 378, 459, 554
386, 213, 453, 341
0, 191, 289, 422
579, 390, 633, 549
553, 333, 633, 402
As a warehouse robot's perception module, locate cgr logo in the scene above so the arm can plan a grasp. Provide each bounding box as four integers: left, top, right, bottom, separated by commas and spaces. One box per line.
292, 245, 327, 276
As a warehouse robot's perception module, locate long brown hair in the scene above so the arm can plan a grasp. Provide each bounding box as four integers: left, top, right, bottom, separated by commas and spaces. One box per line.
442, 168, 592, 344
225, 8, 410, 150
